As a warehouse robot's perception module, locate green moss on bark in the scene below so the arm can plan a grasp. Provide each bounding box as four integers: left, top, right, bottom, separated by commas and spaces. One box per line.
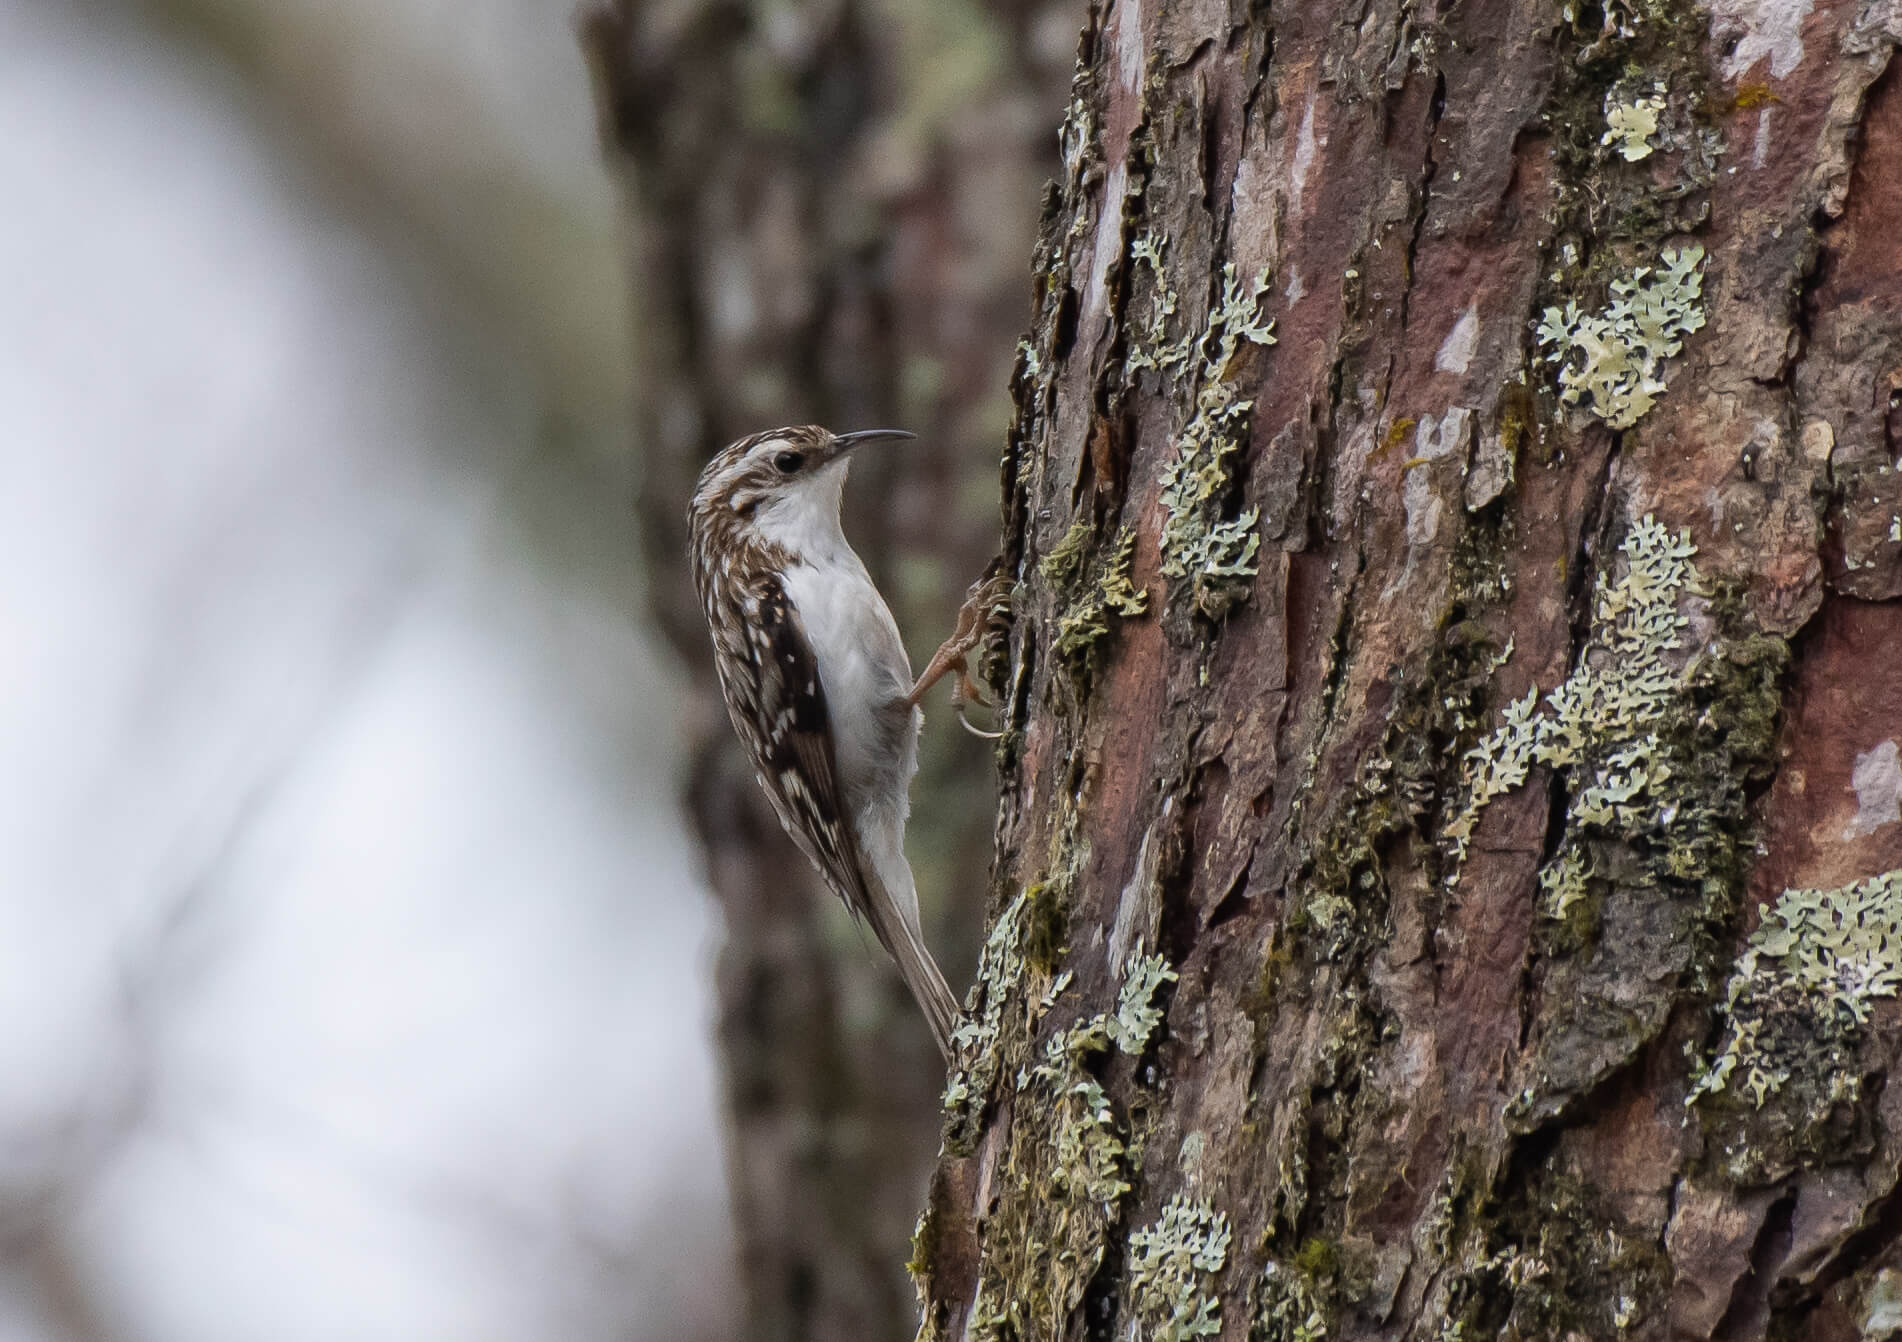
954, 947, 1180, 1340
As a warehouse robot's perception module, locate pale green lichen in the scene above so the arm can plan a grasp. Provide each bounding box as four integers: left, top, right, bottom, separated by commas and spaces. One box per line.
962, 949, 1180, 1339
1039, 967, 1075, 1013
1123, 240, 1275, 617
967, 1289, 1010, 1340
1017, 336, 1044, 382
1483, 1243, 1553, 1292
1009, 949, 1177, 1213
1539, 845, 1593, 921
966, 1049, 1126, 1334
1051, 526, 1150, 675
1058, 90, 1096, 182
1864, 1267, 1902, 1336
1300, 883, 1359, 952
1253, 1261, 1329, 1342
1126, 233, 1190, 376
1446, 515, 1701, 871
1202, 259, 1280, 366
1110, 951, 1178, 1053
1157, 261, 1276, 616
1535, 244, 1705, 429
1020, 947, 1176, 1077
1129, 1196, 1231, 1341
943, 892, 1030, 1143
1601, 88, 1664, 161
1099, 535, 1149, 617
1692, 869, 1902, 1107
1046, 1071, 1131, 1209
1041, 518, 1095, 587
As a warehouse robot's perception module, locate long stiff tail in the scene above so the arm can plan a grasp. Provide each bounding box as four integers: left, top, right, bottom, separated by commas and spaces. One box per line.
849, 807, 962, 1059
875, 908, 960, 1060
855, 881, 958, 1064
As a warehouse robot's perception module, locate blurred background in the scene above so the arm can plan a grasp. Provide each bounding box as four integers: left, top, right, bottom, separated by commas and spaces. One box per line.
1, 0, 1070, 1336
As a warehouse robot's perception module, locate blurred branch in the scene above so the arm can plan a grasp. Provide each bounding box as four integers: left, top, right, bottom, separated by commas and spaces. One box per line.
584, 0, 1075, 1333
140, 0, 631, 433
18, 1232, 119, 1342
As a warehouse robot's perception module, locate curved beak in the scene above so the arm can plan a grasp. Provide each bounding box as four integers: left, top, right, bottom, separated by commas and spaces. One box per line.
831, 428, 916, 458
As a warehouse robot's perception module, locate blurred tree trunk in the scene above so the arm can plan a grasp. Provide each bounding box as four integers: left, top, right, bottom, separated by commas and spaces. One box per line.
584, 2, 1074, 1337
910, 2, 1902, 1341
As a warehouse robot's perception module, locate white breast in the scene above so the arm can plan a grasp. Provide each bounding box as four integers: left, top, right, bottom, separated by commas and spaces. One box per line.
780, 558, 915, 792
752, 467, 924, 922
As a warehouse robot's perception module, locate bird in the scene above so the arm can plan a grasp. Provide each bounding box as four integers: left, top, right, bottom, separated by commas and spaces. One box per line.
688, 424, 964, 1057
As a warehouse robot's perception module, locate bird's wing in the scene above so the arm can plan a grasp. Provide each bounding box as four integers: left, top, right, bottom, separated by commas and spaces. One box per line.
733, 570, 961, 1059
737, 572, 878, 922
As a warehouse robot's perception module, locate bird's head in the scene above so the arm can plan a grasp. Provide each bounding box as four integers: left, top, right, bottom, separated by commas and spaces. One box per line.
690, 425, 915, 539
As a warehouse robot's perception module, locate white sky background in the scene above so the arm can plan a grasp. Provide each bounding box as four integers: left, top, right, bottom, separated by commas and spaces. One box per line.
0, 2, 731, 1338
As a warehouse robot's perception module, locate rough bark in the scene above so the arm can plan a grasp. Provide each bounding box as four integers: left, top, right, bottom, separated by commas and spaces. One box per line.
583, 3, 1074, 1337
914, 2, 1902, 1340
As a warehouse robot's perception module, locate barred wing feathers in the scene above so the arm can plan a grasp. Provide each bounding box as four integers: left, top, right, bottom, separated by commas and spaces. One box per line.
737, 575, 865, 907
726, 573, 958, 1055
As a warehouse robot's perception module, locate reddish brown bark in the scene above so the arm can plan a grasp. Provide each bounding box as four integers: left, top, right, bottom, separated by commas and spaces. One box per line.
911, 1, 1902, 1339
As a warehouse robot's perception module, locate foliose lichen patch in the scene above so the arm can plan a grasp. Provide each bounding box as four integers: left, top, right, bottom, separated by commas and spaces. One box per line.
942, 891, 1031, 1149
1128, 1195, 1231, 1341
1693, 869, 1902, 1110
1156, 262, 1277, 617
1125, 233, 1190, 378
1121, 230, 1276, 620
1040, 517, 1097, 590
1112, 951, 1178, 1053
1250, 1259, 1330, 1342
1534, 244, 1706, 429
1431, 512, 1785, 1127
1539, 0, 1721, 293
1602, 85, 1665, 161
939, 923, 1179, 1340
1049, 525, 1151, 683
1446, 514, 1701, 873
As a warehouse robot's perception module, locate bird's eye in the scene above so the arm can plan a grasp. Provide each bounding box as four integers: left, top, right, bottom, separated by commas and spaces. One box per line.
773, 451, 805, 474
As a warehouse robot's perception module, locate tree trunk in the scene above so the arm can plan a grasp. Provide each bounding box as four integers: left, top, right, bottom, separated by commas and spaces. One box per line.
914, 2, 1902, 1340
582, 4, 1073, 1337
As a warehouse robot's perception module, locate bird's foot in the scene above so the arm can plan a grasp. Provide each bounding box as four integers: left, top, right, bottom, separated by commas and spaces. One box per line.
907, 566, 1013, 739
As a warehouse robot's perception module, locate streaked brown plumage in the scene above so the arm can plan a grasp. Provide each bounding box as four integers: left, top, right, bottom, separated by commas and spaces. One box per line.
688, 425, 961, 1056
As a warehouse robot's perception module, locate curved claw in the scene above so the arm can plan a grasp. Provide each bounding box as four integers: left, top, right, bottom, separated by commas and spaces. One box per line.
952, 669, 1004, 739
955, 699, 1005, 740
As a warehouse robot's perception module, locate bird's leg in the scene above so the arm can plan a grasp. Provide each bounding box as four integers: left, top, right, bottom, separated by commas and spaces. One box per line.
905, 568, 1009, 705
907, 567, 1013, 740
